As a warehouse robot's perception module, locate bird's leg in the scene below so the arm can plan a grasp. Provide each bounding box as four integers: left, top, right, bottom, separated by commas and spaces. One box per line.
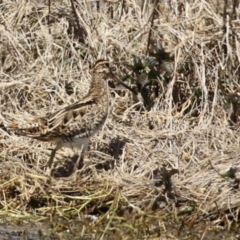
72, 139, 89, 173
73, 146, 85, 173
45, 145, 59, 175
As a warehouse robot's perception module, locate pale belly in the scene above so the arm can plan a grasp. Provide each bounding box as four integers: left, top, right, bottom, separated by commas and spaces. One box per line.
57, 137, 90, 151
53, 117, 106, 152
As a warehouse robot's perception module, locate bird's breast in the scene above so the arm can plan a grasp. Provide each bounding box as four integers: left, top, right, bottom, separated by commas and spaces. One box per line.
60, 136, 90, 151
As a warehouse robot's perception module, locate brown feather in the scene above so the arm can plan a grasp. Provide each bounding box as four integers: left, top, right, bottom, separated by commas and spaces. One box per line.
7, 60, 116, 172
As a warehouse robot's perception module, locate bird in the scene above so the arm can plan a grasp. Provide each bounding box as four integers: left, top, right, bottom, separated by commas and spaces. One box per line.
7, 59, 123, 175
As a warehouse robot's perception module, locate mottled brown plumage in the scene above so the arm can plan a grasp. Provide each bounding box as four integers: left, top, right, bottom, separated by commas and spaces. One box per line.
8, 60, 117, 173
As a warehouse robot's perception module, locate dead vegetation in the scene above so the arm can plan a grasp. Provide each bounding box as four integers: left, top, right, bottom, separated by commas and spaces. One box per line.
0, 0, 240, 238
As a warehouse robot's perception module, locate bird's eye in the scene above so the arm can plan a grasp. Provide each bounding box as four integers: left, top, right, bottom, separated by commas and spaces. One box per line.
105, 63, 110, 68
111, 66, 117, 72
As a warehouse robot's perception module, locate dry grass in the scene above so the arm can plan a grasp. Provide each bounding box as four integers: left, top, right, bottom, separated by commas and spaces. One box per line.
0, 0, 240, 238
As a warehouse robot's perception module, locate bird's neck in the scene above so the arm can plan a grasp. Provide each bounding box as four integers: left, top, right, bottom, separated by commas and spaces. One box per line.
88, 73, 108, 102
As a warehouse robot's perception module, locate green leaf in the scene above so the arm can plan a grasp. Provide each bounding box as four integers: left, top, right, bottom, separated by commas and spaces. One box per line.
193, 88, 202, 97
137, 72, 149, 87
141, 88, 149, 101
221, 167, 238, 179
122, 75, 134, 83
143, 57, 158, 68
151, 43, 174, 62
177, 203, 196, 216
148, 69, 160, 81
160, 61, 174, 75
132, 56, 145, 72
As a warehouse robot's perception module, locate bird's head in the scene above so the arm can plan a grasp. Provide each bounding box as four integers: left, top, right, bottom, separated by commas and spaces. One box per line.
92, 59, 113, 77
92, 59, 137, 94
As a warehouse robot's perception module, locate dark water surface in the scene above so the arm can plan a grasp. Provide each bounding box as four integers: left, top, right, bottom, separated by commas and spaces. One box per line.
0, 218, 239, 240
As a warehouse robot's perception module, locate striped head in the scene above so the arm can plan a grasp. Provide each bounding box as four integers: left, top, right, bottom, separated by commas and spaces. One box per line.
92, 60, 113, 78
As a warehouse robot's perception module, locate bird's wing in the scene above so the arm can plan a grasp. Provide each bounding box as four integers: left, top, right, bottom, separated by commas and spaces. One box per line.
8, 97, 107, 141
